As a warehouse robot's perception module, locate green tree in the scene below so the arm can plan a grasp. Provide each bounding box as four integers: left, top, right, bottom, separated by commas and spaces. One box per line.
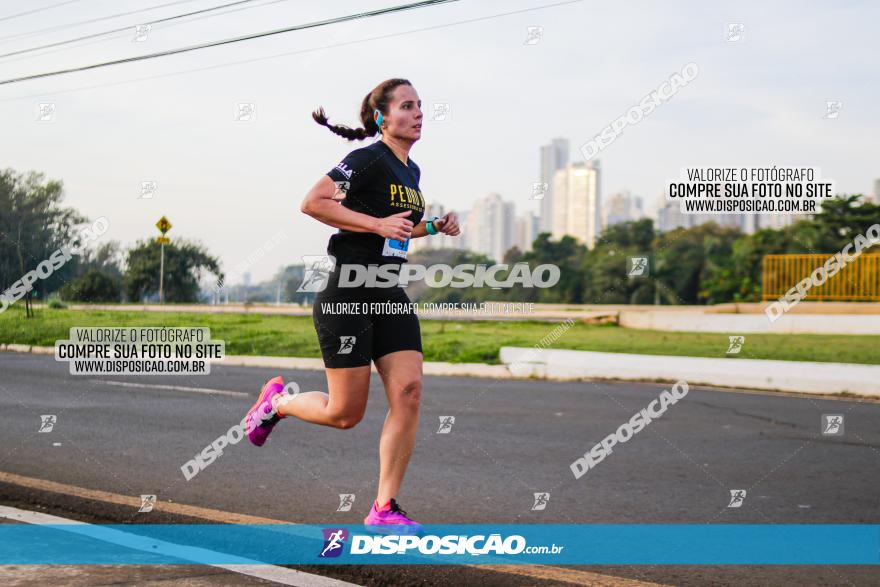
83, 241, 124, 280
652, 223, 741, 305
60, 268, 122, 302
0, 169, 87, 317
413, 249, 496, 304
700, 194, 878, 302
812, 194, 880, 249
702, 222, 807, 302
124, 239, 222, 303
519, 233, 588, 303
582, 219, 656, 304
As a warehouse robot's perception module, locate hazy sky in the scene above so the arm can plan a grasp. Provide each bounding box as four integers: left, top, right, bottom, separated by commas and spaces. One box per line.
2, 0, 877, 283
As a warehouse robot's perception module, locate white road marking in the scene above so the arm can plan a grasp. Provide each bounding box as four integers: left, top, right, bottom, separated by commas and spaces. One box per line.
92, 379, 249, 397
0, 505, 360, 587
0, 471, 665, 586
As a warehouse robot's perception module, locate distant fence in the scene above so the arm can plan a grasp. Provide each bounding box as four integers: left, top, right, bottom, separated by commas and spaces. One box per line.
762, 253, 880, 301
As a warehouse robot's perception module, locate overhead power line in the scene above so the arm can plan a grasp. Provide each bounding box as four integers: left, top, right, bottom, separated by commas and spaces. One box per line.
0, 0, 295, 70
0, 0, 458, 86
0, 0, 583, 101
0, 0, 86, 24
0, 0, 204, 44
0, 0, 265, 59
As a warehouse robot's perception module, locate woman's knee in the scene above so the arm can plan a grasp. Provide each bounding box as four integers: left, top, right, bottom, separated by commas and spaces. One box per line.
392, 377, 422, 409
331, 411, 364, 430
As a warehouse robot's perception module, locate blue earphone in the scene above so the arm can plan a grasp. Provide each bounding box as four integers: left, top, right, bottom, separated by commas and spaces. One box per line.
374, 109, 383, 132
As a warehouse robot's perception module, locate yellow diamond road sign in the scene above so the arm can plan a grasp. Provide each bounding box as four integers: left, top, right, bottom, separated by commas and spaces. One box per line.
155, 216, 172, 234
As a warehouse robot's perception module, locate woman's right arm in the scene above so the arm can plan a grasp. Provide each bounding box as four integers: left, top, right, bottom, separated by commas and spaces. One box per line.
300, 175, 413, 241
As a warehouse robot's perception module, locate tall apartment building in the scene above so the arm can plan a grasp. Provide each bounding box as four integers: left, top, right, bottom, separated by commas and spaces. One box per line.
603, 190, 645, 228
466, 192, 515, 261
538, 138, 569, 235
551, 160, 602, 247
513, 210, 539, 253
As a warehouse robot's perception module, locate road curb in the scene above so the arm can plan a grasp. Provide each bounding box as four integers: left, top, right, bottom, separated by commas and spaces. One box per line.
5, 344, 876, 397
3, 345, 515, 380
210, 355, 514, 379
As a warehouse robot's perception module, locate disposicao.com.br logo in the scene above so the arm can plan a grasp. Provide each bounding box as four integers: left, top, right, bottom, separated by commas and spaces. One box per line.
318, 529, 564, 557
296, 255, 561, 291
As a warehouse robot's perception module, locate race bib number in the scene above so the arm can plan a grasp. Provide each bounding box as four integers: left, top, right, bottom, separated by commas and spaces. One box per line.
382, 237, 410, 259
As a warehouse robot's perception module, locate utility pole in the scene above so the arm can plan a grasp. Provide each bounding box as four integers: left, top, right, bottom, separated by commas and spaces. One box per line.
159, 240, 165, 304
155, 216, 172, 304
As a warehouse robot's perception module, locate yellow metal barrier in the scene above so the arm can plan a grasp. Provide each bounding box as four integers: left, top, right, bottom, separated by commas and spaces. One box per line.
762, 253, 880, 301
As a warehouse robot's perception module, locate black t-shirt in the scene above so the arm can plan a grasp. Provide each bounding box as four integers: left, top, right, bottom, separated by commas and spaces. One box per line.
324, 140, 425, 265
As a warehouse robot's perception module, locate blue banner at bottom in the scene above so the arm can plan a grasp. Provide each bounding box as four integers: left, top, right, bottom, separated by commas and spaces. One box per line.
1, 524, 878, 565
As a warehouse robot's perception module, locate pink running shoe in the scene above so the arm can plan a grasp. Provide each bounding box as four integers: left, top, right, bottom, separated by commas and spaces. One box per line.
364, 498, 423, 535
245, 376, 286, 447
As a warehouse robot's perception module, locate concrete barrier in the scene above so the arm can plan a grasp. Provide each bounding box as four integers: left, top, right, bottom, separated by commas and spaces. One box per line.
5, 344, 32, 353
500, 347, 880, 396
619, 311, 880, 335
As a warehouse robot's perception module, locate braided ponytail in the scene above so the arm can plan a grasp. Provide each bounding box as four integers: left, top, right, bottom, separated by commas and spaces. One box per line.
312, 78, 411, 141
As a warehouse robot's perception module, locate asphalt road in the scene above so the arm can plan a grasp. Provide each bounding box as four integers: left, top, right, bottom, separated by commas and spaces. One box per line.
1, 351, 878, 586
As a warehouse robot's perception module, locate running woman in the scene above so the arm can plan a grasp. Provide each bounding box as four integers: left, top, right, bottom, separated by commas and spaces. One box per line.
242, 78, 460, 534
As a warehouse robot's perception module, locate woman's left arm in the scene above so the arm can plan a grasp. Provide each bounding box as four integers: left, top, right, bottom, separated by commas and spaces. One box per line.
410, 221, 429, 238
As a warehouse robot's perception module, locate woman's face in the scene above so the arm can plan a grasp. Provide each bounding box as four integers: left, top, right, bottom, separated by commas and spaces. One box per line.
382, 85, 422, 142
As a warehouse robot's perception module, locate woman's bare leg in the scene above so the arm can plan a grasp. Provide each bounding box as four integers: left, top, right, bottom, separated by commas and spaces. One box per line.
274, 365, 371, 429
372, 350, 423, 507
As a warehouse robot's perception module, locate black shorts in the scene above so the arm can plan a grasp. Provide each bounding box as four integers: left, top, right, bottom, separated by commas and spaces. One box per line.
312, 274, 422, 369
